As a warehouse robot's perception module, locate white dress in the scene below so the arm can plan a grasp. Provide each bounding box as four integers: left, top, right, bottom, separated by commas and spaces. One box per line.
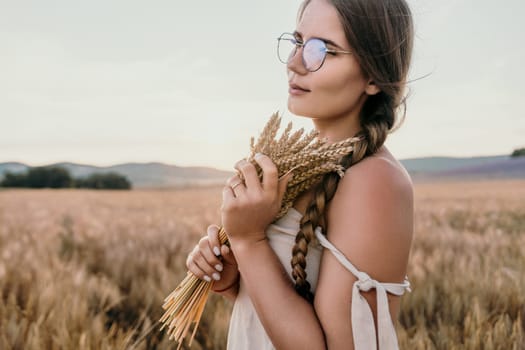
226, 207, 411, 350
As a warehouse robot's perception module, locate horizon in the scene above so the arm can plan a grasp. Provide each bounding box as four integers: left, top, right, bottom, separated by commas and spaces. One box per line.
0, 150, 517, 173
2, 0, 524, 170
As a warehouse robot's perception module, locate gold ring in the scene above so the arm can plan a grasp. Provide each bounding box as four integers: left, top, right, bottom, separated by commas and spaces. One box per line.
230, 181, 243, 190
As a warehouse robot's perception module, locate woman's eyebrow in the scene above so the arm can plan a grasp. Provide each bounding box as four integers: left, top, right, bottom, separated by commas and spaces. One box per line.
293, 30, 344, 49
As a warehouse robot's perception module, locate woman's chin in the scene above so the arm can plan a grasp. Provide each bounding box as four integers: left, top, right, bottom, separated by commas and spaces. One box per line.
287, 100, 308, 117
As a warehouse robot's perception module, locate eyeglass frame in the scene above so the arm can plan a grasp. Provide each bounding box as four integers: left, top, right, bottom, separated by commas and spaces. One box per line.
276, 32, 352, 72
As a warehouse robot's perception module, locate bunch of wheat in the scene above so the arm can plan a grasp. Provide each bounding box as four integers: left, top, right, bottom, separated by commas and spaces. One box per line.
159, 111, 363, 349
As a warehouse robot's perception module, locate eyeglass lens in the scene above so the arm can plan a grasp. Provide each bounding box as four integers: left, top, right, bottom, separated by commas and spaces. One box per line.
277, 34, 327, 72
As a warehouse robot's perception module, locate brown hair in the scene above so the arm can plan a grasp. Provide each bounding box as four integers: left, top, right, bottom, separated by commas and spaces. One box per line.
291, 0, 414, 302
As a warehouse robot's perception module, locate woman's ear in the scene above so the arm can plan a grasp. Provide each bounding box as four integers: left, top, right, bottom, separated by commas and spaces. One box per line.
365, 80, 381, 96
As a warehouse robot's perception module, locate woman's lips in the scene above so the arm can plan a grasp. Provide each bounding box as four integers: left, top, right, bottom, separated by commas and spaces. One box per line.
289, 83, 310, 95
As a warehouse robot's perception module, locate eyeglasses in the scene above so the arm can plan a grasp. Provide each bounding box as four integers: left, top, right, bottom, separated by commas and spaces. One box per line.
277, 32, 352, 72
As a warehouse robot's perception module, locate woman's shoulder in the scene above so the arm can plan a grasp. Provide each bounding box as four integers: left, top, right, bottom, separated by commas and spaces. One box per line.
344, 145, 413, 193
331, 145, 414, 223
326, 145, 413, 282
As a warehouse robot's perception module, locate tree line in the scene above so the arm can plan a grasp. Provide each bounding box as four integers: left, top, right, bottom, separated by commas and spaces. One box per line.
511, 147, 525, 157
0, 166, 132, 189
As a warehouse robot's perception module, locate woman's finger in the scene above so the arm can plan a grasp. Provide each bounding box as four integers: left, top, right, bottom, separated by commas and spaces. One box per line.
198, 236, 223, 273
234, 159, 261, 191
226, 174, 242, 187
187, 261, 210, 282
220, 244, 237, 266
253, 153, 278, 193
228, 174, 247, 196
222, 182, 235, 203
187, 250, 212, 282
192, 250, 222, 281
207, 225, 222, 257
277, 170, 294, 203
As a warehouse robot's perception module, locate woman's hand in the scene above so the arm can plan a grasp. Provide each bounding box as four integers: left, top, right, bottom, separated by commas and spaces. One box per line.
186, 224, 239, 294
221, 153, 292, 244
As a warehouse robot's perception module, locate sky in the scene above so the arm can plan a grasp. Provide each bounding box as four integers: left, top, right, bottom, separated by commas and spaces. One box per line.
1, 0, 524, 171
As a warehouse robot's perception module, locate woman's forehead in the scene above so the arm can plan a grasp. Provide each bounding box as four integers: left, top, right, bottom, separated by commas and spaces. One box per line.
296, 0, 347, 47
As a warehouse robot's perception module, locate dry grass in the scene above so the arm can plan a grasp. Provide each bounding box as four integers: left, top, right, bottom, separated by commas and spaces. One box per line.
398, 179, 525, 349
0, 179, 524, 349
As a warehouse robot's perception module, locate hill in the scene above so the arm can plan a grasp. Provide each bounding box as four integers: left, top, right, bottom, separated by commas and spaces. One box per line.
404, 155, 525, 182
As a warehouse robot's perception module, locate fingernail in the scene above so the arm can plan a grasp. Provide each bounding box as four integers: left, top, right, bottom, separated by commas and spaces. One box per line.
255, 152, 263, 159
212, 273, 221, 281
222, 245, 230, 254
215, 264, 223, 272
213, 247, 221, 256
204, 275, 212, 282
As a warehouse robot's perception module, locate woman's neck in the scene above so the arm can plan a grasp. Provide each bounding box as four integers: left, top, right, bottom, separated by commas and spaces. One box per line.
311, 116, 362, 143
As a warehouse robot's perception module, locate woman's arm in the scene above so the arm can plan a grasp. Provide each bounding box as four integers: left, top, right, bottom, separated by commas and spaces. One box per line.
230, 238, 326, 349
314, 157, 414, 349
222, 154, 327, 350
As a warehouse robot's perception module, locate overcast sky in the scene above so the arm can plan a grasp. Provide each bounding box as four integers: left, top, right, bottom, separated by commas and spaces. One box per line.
1, 0, 523, 171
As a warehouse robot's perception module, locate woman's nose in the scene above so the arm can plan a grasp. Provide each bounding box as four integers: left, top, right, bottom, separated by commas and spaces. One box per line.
286, 46, 308, 75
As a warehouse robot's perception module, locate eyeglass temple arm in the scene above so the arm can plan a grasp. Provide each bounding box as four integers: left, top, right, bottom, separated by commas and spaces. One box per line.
325, 48, 352, 55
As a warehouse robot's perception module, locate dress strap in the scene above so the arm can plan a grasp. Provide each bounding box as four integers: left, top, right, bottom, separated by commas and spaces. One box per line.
314, 227, 411, 350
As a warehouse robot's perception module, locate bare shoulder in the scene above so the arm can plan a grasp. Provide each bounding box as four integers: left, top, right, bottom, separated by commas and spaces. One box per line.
344, 145, 414, 200
325, 146, 414, 282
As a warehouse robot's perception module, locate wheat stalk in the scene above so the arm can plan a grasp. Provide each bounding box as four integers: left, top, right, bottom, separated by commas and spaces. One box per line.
159, 111, 363, 348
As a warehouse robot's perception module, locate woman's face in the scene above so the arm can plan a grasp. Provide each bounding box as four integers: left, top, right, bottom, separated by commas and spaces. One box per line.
287, 0, 374, 123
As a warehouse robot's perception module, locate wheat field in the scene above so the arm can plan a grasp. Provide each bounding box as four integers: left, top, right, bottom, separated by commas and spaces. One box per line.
0, 179, 523, 349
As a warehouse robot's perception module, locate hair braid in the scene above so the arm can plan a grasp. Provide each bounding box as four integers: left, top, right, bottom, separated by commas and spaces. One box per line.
290, 105, 392, 302
291, 171, 338, 302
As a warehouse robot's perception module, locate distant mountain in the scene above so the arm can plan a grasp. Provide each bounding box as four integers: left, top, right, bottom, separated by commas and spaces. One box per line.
402, 155, 525, 182
399, 155, 510, 173
1, 154, 524, 188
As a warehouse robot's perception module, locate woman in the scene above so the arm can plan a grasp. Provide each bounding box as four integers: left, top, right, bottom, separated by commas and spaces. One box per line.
186, 0, 414, 348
